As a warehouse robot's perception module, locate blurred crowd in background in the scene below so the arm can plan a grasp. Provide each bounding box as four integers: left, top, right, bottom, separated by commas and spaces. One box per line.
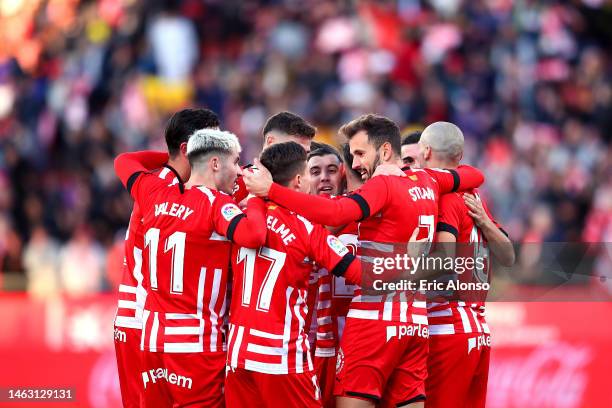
0, 0, 611, 296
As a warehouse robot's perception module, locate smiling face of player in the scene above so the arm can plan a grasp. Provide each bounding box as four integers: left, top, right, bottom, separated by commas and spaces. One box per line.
308, 154, 342, 196
349, 130, 393, 181
215, 148, 243, 195
401, 143, 420, 169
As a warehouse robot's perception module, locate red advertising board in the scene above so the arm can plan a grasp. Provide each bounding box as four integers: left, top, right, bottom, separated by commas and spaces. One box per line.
0, 293, 610, 407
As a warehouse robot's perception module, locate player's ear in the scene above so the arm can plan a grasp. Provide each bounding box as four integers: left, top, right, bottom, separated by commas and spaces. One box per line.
424, 145, 432, 161
381, 142, 392, 161
294, 172, 307, 192
264, 134, 274, 147
210, 156, 219, 171
179, 142, 188, 157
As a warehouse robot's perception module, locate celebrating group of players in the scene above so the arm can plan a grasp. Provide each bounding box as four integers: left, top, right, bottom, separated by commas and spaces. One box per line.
112, 108, 514, 407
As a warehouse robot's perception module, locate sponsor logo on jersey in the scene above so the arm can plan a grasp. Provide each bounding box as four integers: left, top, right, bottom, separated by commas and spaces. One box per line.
114, 328, 126, 343
221, 203, 242, 221
468, 334, 491, 354
386, 324, 429, 341
327, 235, 349, 257
142, 368, 193, 389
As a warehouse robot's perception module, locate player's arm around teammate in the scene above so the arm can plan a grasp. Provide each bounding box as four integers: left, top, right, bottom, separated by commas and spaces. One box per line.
463, 193, 515, 267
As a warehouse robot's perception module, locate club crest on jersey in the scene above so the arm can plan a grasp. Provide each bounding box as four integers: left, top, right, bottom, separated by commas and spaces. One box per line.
221, 203, 242, 221
327, 235, 349, 257
408, 175, 418, 181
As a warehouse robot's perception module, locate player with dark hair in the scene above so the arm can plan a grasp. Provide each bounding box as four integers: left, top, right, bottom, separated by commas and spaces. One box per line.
308, 143, 343, 196
114, 129, 267, 407
263, 111, 317, 152
225, 142, 360, 408
309, 140, 326, 153
233, 111, 317, 203
401, 131, 421, 168
113, 108, 219, 408
165, 108, 221, 157
244, 114, 485, 408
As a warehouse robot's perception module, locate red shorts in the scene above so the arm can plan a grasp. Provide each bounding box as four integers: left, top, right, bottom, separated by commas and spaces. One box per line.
114, 325, 142, 408
334, 318, 428, 407
225, 367, 321, 408
141, 350, 225, 407
315, 355, 337, 408
425, 333, 491, 408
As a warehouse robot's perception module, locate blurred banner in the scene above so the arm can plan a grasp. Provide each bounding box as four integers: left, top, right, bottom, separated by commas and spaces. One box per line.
485, 300, 612, 408
0, 292, 611, 408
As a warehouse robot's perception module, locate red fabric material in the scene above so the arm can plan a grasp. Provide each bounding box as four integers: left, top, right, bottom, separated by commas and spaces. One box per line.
114, 151, 169, 187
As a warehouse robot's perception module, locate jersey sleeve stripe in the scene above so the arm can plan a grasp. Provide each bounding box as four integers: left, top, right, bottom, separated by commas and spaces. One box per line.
126, 171, 143, 194
449, 169, 460, 192
348, 194, 370, 221
226, 213, 246, 242
437, 222, 459, 237
331, 253, 355, 277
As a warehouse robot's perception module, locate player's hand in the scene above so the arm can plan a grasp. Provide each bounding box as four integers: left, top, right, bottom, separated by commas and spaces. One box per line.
243, 158, 273, 197
463, 193, 492, 228
372, 164, 406, 178
407, 227, 429, 261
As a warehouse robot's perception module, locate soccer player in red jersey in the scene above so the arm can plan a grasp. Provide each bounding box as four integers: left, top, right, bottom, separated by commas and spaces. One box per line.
244, 114, 485, 408
416, 122, 514, 408
401, 131, 421, 169
225, 142, 361, 408
233, 111, 316, 203
308, 143, 344, 197
114, 129, 268, 407
113, 108, 219, 408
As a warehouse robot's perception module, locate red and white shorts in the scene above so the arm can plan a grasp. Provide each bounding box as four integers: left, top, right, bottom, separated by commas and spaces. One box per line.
114, 325, 143, 408
141, 350, 225, 407
425, 333, 491, 408
225, 367, 321, 408
334, 318, 428, 407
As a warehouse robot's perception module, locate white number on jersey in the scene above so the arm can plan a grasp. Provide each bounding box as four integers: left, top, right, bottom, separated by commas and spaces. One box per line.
413, 214, 435, 256
237, 246, 286, 312
144, 227, 186, 293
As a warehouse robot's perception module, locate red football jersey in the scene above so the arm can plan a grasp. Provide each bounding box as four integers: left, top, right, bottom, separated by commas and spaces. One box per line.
114, 167, 177, 330
428, 189, 505, 335
314, 226, 358, 358
227, 203, 355, 375
130, 172, 250, 353
265, 165, 484, 324
346, 170, 448, 324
